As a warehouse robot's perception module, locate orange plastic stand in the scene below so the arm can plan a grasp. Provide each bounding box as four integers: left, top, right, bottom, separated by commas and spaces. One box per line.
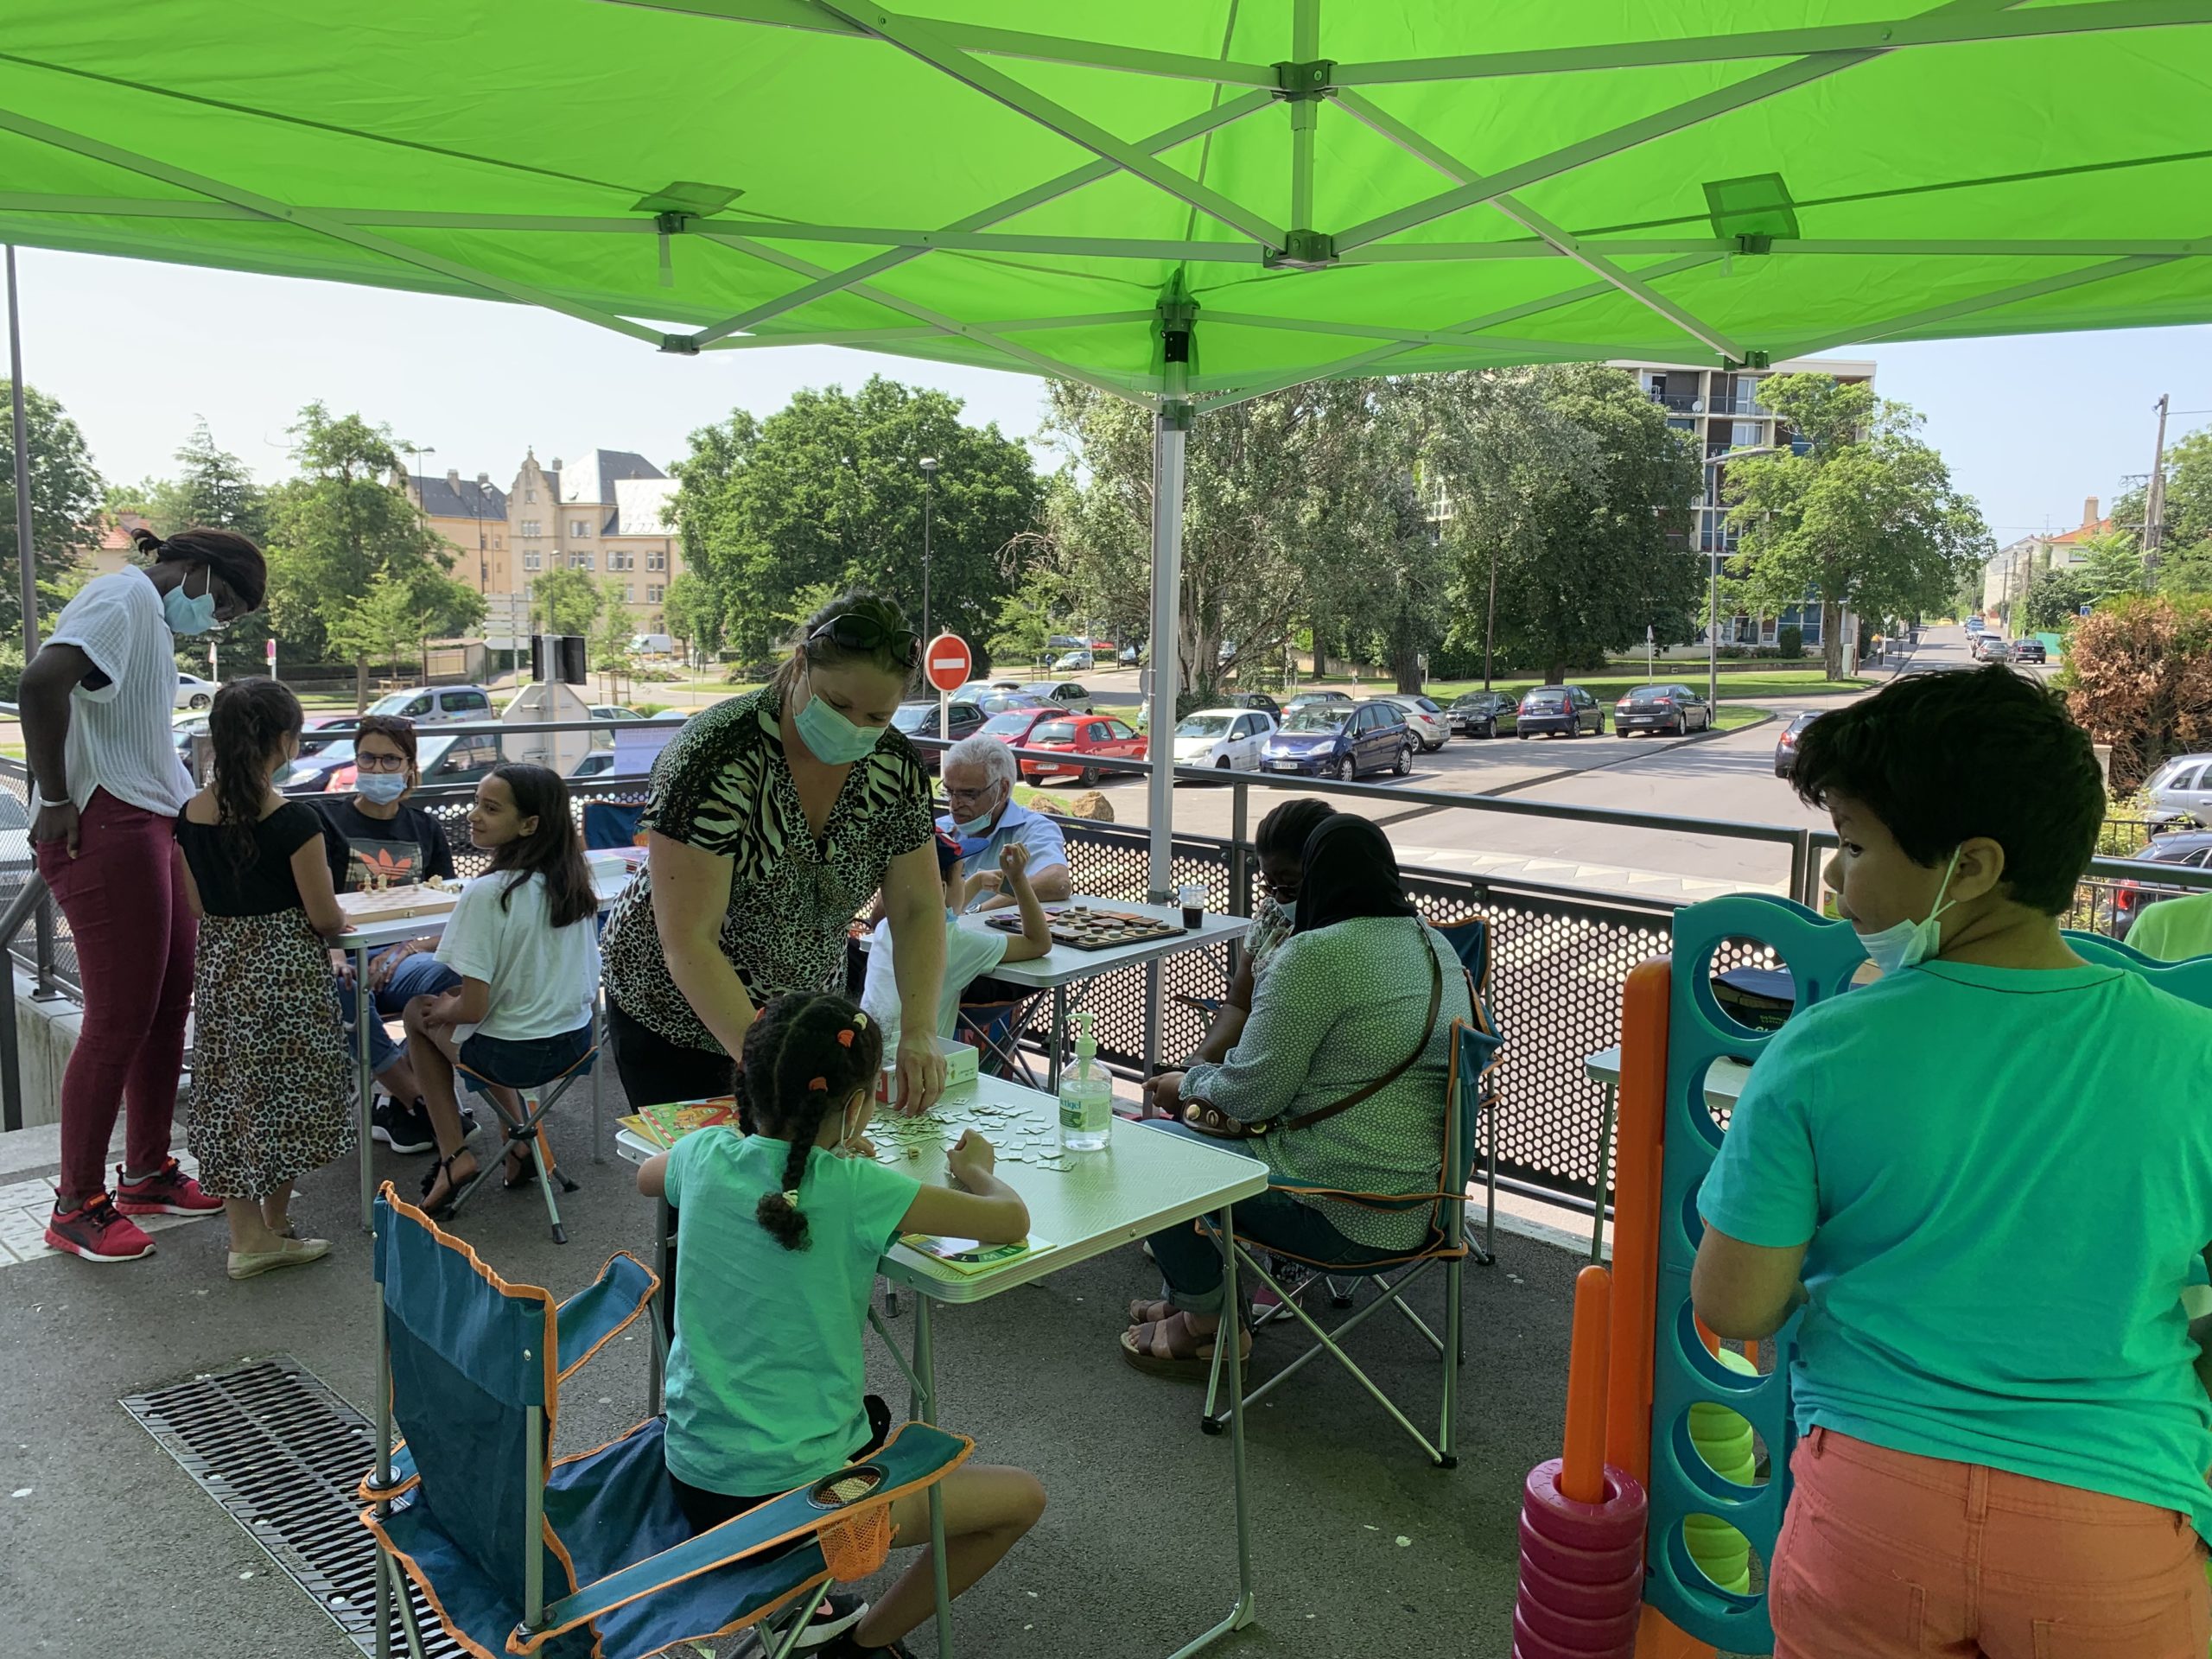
1560, 1265, 1611, 1504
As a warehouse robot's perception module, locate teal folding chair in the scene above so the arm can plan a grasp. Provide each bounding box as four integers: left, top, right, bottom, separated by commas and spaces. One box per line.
1199, 1009, 1504, 1467
360, 1185, 972, 1659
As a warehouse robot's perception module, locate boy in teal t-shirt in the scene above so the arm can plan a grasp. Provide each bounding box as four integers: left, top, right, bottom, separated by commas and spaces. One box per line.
1695, 665, 2212, 1658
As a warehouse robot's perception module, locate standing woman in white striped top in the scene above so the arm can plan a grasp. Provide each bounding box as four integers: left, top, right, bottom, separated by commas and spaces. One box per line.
21, 524, 265, 1263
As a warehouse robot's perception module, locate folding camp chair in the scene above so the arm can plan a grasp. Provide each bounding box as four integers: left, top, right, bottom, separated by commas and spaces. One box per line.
1198, 1009, 1504, 1467
954, 995, 1045, 1088
445, 1043, 598, 1245
361, 1185, 972, 1659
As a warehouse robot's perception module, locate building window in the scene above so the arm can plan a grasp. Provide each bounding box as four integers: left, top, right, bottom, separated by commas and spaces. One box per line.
521, 520, 542, 537
573, 553, 594, 571
647, 584, 664, 603
608, 550, 632, 570
525, 487, 537, 503
1732, 420, 1763, 448
524, 582, 535, 601
524, 551, 540, 571
494, 537, 504, 550
623, 583, 635, 603
646, 550, 667, 570
569, 518, 592, 537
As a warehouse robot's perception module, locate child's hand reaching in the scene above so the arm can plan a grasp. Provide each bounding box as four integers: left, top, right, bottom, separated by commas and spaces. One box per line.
1000, 842, 1030, 885
946, 1128, 997, 1191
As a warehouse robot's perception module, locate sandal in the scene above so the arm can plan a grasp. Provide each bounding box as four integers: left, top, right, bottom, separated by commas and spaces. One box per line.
502, 1134, 549, 1190
1118, 1311, 1250, 1381
419, 1151, 477, 1218
1128, 1297, 1173, 1325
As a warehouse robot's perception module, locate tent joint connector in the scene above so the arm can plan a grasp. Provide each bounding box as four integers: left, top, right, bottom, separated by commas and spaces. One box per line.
658, 333, 702, 356
1734, 233, 1773, 256
654, 212, 695, 237
1721, 349, 1772, 371
1273, 60, 1336, 101
1264, 230, 1338, 272
1160, 400, 1195, 432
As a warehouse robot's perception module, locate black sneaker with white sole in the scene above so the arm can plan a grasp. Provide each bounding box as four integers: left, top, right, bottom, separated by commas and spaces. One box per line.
372, 1096, 435, 1154
792, 1590, 869, 1649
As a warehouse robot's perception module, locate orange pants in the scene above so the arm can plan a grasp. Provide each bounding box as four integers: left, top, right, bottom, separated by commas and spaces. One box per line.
1770, 1427, 2209, 1658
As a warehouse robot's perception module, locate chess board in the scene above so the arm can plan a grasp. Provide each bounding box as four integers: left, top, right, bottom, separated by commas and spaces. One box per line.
337, 883, 461, 928
868, 1091, 1077, 1173
987, 906, 1185, 952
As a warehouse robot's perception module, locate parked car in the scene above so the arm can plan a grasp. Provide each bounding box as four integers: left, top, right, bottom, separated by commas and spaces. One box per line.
589, 704, 645, 722
174, 672, 217, 711
1965, 615, 1986, 635
1118, 645, 1141, 666
1516, 684, 1605, 739
1381, 694, 1451, 752
1050, 651, 1092, 674
1613, 683, 1713, 737
1773, 711, 1822, 779
569, 751, 616, 779
1969, 632, 2009, 662
1282, 690, 1354, 715
1021, 714, 1148, 785
1173, 708, 1276, 774
976, 707, 1062, 753
976, 690, 1051, 719
628, 632, 676, 658
366, 683, 498, 725
1446, 690, 1517, 739
299, 714, 360, 754
276, 741, 360, 795
1020, 680, 1093, 713
2111, 830, 2212, 939
1262, 699, 1413, 781
2147, 753, 2212, 826
324, 731, 505, 795
2012, 637, 2047, 664
1222, 691, 1281, 721
891, 698, 986, 770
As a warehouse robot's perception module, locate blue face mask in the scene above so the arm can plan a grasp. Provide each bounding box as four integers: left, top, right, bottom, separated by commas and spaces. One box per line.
1276, 899, 1296, 926
792, 677, 884, 766
356, 771, 410, 805
1853, 849, 1961, 975
161, 573, 219, 637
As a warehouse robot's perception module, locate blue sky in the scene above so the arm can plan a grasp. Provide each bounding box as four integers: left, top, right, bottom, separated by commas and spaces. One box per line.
12, 245, 2209, 545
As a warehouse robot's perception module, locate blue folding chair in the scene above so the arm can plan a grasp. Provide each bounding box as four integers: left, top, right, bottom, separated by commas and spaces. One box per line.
580, 799, 648, 851
360, 1185, 972, 1659
1198, 1007, 1505, 1467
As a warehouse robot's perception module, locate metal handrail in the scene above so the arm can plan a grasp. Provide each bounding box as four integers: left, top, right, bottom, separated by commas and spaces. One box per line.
0, 872, 47, 1132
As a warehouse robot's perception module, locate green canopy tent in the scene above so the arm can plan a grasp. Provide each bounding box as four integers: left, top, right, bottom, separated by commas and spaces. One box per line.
6, 0, 2212, 894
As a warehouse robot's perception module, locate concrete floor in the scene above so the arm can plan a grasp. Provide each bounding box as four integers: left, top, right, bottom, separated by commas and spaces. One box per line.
0, 1099, 1586, 1659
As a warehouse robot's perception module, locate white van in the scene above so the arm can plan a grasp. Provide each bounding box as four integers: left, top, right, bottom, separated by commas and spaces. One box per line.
630, 632, 676, 658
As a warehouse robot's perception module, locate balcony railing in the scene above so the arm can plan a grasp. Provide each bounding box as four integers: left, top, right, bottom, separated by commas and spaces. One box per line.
1646, 390, 1703, 412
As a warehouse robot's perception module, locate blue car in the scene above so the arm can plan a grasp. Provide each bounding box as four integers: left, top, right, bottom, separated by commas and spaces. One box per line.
1262, 699, 1414, 781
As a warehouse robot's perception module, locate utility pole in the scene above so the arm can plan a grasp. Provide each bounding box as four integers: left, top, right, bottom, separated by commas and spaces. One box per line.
2145, 392, 2171, 579
1482, 543, 1497, 690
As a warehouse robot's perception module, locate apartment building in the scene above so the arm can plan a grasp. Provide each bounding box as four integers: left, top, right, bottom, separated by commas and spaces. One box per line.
1609, 354, 1878, 650
1981, 498, 2110, 623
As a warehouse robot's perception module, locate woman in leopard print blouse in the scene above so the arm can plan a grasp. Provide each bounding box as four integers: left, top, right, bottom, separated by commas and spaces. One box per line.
601, 592, 950, 1116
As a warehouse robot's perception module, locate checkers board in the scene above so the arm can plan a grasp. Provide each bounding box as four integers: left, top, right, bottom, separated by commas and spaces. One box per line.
987, 905, 1187, 951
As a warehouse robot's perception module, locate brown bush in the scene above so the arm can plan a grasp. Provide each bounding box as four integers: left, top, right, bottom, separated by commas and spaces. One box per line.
2062, 595, 2212, 791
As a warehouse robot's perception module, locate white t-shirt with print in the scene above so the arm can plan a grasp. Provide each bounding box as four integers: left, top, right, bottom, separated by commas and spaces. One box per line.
859, 913, 1010, 1055
435, 870, 601, 1043
44, 569, 192, 816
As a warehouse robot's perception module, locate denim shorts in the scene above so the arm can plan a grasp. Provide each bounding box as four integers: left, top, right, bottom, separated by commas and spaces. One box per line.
338, 950, 464, 1073
455, 1024, 594, 1096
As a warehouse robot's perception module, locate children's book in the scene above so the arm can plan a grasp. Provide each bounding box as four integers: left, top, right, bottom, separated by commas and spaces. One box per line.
896, 1234, 1051, 1275
619, 1097, 741, 1149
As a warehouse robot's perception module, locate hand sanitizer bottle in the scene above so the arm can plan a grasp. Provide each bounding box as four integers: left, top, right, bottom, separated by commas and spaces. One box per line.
1058, 1011, 1112, 1152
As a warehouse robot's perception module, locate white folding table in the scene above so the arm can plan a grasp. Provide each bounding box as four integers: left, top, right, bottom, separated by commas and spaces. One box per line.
1580, 1045, 1752, 1263
615, 1074, 1269, 1658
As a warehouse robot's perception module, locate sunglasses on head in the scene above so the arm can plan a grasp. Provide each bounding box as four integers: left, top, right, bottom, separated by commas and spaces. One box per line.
810, 613, 920, 670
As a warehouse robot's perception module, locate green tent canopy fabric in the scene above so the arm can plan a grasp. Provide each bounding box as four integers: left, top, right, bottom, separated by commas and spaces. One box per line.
3, 0, 2210, 406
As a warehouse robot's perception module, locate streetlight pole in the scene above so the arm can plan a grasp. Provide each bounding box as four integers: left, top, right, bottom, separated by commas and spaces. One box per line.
918, 455, 939, 640
1702, 444, 1778, 710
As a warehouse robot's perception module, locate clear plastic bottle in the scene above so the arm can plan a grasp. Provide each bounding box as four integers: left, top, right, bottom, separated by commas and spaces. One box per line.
1057, 1010, 1113, 1152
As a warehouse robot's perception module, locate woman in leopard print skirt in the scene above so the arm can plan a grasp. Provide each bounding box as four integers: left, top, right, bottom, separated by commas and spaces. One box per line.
175, 679, 357, 1281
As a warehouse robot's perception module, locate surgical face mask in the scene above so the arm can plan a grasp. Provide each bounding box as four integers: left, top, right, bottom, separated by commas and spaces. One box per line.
950, 785, 1002, 841
162, 569, 219, 637
1853, 849, 1961, 974
356, 770, 410, 805
1276, 899, 1296, 926
792, 675, 884, 766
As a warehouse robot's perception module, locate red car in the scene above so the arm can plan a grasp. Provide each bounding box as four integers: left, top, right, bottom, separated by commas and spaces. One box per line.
976, 707, 1062, 753
1020, 714, 1147, 785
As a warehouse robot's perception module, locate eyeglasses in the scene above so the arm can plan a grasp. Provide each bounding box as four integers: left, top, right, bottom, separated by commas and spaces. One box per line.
943, 782, 1001, 807
1260, 878, 1300, 901
355, 753, 410, 773
810, 614, 920, 671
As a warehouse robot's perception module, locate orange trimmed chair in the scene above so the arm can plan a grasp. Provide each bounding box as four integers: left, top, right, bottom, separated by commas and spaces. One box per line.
359, 1185, 971, 1659
1197, 1007, 1505, 1467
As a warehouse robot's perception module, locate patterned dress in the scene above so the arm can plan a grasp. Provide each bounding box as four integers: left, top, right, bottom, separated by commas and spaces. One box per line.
601, 686, 934, 1052
175, 803, 357, 1200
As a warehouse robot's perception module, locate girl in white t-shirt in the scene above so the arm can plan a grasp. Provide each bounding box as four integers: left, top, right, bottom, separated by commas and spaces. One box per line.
406, 764, 600, 1214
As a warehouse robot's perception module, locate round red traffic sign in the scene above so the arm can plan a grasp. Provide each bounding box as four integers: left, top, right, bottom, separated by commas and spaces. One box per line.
924, 632, 972, 694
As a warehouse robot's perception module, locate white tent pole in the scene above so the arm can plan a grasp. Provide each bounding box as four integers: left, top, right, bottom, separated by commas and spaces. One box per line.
6, 245, 35, 664
1145, 311, 1192, 903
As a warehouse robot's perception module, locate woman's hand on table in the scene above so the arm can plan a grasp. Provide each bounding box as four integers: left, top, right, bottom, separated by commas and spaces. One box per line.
1142, 1071, 1185, 1117
893, 1029, 948, 1116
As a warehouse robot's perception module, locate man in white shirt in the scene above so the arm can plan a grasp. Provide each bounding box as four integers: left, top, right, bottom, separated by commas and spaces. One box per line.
936, 734, 1071, 912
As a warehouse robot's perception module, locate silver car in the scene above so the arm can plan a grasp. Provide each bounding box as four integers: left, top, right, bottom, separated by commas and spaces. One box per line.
1380, 694, 1451, 752
2147, 753, 2212, 827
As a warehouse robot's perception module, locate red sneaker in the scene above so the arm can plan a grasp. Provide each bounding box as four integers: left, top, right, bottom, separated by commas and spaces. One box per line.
45, 1192, 156, 1262
115, 1157, 222, 1217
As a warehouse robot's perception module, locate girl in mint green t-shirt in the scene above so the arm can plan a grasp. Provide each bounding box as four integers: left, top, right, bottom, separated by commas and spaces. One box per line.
635, 992, 1045, 1658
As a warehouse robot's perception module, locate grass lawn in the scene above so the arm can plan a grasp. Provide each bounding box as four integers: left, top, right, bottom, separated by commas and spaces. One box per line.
1713, 705, 1771, 734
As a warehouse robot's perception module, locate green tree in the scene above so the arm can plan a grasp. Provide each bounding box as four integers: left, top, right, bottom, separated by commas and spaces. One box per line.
326, 570, 436, 683
1429, 366, 1702, 685
2021, 567, 2097, 634
2061, 594, 2212, 790
659, 569, 721, 664
1723, 377, 1992, 679
263, 403, 472, 706
163, 419, 269, 542
0, 379, 105, 642
592, 578, 637, 689
2116, 426, 2212, 582
673, 377, 1042, 664
531, 564, 601, 637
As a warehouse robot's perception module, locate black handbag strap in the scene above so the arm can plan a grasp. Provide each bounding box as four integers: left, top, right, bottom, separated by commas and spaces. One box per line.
1272, 929, 1445, 1135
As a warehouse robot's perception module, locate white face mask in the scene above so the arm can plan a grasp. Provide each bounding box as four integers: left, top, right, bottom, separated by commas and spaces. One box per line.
1854, 849, 1961, 974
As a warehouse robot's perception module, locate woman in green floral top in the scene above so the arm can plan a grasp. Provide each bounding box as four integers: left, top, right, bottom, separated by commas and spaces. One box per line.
601, 592, 950, 1115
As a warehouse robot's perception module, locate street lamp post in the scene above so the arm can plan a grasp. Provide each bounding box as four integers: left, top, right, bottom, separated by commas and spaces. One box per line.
918, 455, 939, 640
1702, 444, 1778, 709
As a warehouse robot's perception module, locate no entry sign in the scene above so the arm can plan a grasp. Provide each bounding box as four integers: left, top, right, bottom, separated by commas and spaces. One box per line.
925, 633, 971, 694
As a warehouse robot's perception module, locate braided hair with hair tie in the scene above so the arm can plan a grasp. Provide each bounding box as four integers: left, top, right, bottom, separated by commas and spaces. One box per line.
741, 990, 886, 1251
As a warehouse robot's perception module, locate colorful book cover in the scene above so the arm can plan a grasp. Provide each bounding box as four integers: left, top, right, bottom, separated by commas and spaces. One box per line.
896, 1234, 1049, 1275
624, 1097, 741, 1148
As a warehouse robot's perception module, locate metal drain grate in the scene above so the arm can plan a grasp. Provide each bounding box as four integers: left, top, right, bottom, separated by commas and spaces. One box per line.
122, 1354, 463, 1657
